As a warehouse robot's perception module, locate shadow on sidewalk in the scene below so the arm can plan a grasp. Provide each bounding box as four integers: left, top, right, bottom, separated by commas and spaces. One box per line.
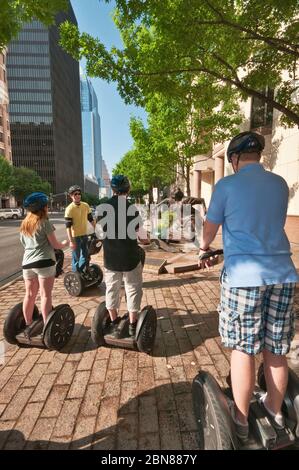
152, 308, 219, 357
143, 276, 219, 289
0, 381, 199, 450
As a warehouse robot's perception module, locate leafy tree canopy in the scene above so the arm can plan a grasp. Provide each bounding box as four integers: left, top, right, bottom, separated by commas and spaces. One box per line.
11, 166, 52, 204
0, 156, 13, 194
0, 0, 67, 50
60, 0, 299, 126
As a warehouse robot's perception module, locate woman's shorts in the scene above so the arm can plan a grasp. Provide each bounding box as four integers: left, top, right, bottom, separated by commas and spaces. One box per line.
218, 270, 296, 355
23, 265, 56, 280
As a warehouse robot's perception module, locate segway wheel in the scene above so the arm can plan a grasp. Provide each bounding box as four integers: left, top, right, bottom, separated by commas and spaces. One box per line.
4, 303, 40, 345
43, 305, 75, 350
136, 306, 157, 354
89, 264, 103, 285
64, 271, 83, 297
192, 371, 233, 450
91, 302, 110, 346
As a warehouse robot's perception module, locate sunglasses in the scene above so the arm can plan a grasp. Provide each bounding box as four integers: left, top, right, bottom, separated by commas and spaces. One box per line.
73, 192, 81, 196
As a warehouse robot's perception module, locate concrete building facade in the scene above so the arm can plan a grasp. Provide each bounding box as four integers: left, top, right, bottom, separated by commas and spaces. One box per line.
190, 95, 299, 221
6, 2, 84, 194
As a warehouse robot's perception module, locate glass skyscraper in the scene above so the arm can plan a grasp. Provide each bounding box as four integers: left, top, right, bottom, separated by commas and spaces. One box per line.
80, 71, 102, 186
6, 3, 83, 194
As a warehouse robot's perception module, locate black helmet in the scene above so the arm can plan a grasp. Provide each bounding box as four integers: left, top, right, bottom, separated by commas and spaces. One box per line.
68, 185, 82, 195
111, 175, 130, 193
23, 192, 48, 212
227, 131, 265, 162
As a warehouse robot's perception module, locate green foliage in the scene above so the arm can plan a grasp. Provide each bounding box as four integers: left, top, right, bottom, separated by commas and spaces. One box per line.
0, 0, 67, 50
0, 156, 13, 194
81, 192, 101, 206
11, 166, 52, 203
60, 0, 299, 126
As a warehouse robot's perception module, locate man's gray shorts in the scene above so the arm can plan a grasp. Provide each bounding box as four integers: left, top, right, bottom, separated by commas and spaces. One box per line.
105, 262, 143, 312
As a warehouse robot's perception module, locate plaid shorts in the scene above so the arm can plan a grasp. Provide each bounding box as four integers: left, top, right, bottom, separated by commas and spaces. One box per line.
218, 270, 296, 355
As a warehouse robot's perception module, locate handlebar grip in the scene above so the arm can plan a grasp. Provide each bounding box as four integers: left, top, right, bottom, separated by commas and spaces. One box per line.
199, 249, 223, 260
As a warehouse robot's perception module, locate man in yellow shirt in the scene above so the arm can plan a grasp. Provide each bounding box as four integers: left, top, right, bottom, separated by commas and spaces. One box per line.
65, 185, 95, 279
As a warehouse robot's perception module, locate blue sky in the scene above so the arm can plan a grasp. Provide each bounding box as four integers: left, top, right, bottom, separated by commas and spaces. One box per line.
71, 0, 146, 175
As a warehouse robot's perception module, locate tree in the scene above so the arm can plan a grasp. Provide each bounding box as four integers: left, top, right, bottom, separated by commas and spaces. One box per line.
113, 114, 177, 200
0, 156, 13, 194
143, 90, 241, 195
0, 0, 67, 50
81, 192, 100, 207
11, 166, 52, 205
60, 0, 299, 127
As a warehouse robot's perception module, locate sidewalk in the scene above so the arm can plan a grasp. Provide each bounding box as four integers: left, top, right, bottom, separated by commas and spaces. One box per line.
0, 231, 298, 450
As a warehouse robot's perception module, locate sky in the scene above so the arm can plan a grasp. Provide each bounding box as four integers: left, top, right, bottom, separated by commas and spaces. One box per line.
71, 0, 146, 175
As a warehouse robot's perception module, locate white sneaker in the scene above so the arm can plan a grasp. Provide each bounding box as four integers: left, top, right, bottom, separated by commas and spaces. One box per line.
258, 393, 285, 429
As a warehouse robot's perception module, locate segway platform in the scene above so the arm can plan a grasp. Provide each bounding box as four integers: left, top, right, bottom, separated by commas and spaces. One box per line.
4, 303, 75, 350
91, 302, 157, 353
192, 366, 299, 450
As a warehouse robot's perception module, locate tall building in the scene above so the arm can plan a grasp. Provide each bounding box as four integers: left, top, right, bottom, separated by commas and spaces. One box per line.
100, 159, 111, 198
80, 71, 102, 185
0, 49, 12, 163
6, 3, 83, 194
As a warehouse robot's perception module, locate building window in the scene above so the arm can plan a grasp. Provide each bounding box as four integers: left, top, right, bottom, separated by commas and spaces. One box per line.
250, 88, 274, 129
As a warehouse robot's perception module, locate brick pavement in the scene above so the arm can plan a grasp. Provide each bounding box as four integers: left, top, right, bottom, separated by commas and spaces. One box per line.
0, 229, 298, 450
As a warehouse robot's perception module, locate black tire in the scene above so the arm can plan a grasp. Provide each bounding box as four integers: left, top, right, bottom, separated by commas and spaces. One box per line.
64, 271, 83, 297
43, 305, 75, 350
12, 214, 18, 219
257, 363, 267, 391
136, 307, 157, 354
4, 303, 40, 345
193, 372, 233, 450
89, 264, 103, 285
91, 302, 110, 346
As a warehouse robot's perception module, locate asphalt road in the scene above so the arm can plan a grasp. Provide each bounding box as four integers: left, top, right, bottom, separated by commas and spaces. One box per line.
0, 213, 67, 286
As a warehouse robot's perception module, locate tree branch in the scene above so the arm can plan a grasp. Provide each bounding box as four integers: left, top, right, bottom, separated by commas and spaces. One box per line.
134, 67, 299, 126
200, 0, 299, 58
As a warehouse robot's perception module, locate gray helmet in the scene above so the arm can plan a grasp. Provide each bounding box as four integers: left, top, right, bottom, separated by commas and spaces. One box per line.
227, 131, 265, 162
68, 185, 82, 195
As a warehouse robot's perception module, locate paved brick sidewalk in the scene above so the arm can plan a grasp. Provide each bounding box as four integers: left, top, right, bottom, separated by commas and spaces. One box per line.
0, 243, 298, 450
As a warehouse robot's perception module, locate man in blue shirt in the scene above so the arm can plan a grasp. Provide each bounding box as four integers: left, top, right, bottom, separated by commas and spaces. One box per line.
199, 131, 298, 440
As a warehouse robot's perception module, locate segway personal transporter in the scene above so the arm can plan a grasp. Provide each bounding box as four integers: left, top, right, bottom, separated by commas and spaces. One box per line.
91, 302, 157, 354
192, 247, 299, 450
4, 303, 75, 350
64, 234, 103, 297
4, 251, 75, 351
91, 246, 156, 353
192, 364, 299, 450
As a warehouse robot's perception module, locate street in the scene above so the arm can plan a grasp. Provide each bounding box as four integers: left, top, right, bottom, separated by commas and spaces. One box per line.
0, 213, 67, 286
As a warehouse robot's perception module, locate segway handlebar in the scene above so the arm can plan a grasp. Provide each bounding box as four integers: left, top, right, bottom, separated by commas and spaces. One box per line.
199, 249, 223, 261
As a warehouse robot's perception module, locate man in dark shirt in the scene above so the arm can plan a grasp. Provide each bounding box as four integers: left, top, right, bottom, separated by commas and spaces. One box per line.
97, 175, 149, 337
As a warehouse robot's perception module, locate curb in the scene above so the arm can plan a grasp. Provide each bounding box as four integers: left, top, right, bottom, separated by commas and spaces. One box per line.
0, 273, 22, 292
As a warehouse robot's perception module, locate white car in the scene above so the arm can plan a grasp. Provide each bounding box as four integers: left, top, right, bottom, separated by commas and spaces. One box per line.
0, 208, 22, 220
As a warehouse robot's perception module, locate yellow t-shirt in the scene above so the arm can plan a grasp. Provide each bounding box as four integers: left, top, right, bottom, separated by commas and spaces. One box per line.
65, 202, 91, 237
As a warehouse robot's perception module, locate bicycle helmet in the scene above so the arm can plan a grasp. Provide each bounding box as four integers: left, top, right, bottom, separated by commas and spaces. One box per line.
68, 185, 82, 195
110, 175, 130, 193
227, 131, 265, 162
23, 192, 49, 212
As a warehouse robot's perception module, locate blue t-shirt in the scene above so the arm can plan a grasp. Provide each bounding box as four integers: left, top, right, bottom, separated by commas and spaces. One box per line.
206, 163, 299, 287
